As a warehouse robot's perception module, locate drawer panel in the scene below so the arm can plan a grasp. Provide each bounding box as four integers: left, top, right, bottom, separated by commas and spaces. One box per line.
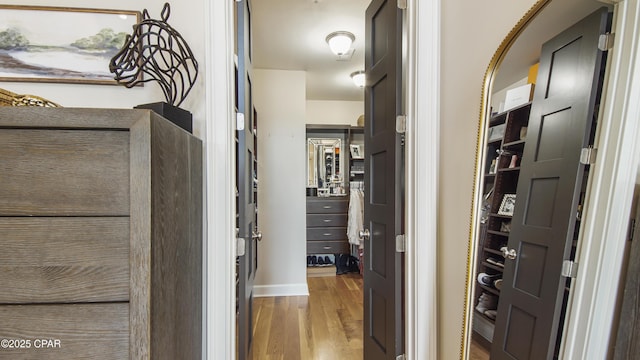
0, 303, 128, 359
0, 217, 129, 303
307, 241, 350, 254
307, 214, 348, 227
0, 129, 129, 216
306, 198, 348, 214
307, 227, 348, 241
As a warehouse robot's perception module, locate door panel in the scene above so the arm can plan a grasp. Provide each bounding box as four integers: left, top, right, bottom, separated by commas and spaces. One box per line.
491, 8, 610, 359
364, 0, 404, 359
236, 0, 257, 359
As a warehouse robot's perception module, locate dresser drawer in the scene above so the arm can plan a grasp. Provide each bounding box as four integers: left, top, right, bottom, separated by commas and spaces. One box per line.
306, 198, 348, 214
0, 129, 129, 216
0, 217, 129, 303
307, 214, 348, 227
307, 241, 350, 254
0, 303, 129, 359
307, 227, 348, 241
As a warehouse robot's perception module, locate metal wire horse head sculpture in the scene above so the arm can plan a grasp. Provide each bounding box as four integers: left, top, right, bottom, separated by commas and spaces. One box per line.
109, 3, 198, 107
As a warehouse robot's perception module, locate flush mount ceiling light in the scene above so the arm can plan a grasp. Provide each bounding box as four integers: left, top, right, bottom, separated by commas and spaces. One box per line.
326, 31, 355, 56
350, 70, 365, 88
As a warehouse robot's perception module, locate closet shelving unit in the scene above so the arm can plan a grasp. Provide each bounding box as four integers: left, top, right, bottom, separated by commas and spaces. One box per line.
475, 102, 531, 324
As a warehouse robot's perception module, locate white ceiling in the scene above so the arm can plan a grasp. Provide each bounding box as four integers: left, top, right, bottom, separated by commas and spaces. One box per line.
251, 0, 609, 101
252, 0, 368, 101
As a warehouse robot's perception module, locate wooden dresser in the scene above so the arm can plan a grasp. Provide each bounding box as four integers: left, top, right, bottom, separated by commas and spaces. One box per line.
0, 108, 202, 359
306, 197, 349, 254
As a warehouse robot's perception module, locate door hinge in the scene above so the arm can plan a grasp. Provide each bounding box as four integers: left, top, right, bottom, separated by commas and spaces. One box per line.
396, 234, 406, 253
598, 33, 614, 51
561, 260, 578, 278
396, 115, 407, 134
629, 218, 636, 242
396, 354, 407, 360
580, 146, 597, 165
236, 112, 245, 131
236, 237, 246, 257
397, 0, 407, 10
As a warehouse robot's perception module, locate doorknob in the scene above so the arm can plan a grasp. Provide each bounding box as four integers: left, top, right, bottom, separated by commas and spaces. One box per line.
252, 231, 262, 241
359, 229, 370, 240
500, 246, 517, 260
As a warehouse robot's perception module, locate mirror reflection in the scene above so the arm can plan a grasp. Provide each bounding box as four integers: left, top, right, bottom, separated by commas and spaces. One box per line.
467, 0, 610, 358
307, 138, 345, 196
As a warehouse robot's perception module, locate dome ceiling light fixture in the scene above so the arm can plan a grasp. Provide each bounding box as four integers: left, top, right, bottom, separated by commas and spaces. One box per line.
350, 70, 365, 88
326, 31, 355, 56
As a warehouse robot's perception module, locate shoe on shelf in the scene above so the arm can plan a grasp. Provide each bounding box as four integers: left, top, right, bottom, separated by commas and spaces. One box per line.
324, 256, 332, 264
475, 292, 498, 313
318, 257, 325, 265
493, 279, 503, 290
484, 309, 497, 320
477, 272, 501, 286
486, 257, 505, 267
310, 255, 317, 266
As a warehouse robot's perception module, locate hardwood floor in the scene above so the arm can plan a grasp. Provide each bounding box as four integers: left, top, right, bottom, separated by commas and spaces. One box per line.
249, 273, 363, 360
469, 337, 491, 360
249, 272, 492, 359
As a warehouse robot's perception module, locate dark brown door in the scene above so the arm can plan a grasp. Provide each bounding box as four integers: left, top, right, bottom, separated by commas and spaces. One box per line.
491, 7, 611, 359
363, 0, 404, 359
236, 1, 259, 359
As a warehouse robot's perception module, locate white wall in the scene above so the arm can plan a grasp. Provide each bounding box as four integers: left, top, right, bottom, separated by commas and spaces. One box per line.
0, 0, 207, 138
306, 100, 363, 126
439, 1, 537, 358
253, 69, 308, 296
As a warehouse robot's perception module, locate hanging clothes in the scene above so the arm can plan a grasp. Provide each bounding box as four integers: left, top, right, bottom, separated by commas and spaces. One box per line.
347, 189, 364, 246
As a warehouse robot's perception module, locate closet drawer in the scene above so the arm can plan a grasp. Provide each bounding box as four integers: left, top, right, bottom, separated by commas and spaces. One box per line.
0, 303, 129, 359
307, 227, 348, 241
307, 214, 348, 227
307, 241, 350, 254
0, 217, 129, 303
306, 198, 348, 214
0, 129, 129, 216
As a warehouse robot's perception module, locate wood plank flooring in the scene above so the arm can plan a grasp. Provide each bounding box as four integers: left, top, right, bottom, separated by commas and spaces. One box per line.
249, 273, 363, 360
469, 337, 490, 360
249, 272, 492, 359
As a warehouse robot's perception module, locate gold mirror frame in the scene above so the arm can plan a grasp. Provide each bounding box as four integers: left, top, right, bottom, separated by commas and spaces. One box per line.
460, 0, 552, 358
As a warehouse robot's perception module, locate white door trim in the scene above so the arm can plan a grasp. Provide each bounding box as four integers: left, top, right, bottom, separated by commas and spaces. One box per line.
562, 0, 640, 358
204, 0, 236, 359
405, 0, 440, 359
202, 0, 440, 358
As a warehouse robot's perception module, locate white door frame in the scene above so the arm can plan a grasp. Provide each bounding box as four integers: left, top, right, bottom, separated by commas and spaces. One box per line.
202, 0, 440, 359
562, 0, 640, 358
203, 0, 640, 359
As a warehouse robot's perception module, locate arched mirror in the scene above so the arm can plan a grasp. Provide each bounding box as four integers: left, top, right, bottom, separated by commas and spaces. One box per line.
462, 0, 613, 358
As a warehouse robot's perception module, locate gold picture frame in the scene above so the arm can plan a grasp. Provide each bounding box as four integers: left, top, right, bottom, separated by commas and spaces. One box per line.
0, 5, 140, 85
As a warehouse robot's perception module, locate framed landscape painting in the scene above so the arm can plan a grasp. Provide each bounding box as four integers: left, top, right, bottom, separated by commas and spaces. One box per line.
0, 5, 140, 85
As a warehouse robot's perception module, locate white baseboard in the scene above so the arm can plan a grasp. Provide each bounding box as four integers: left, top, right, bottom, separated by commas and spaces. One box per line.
253, 283, 309, 297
